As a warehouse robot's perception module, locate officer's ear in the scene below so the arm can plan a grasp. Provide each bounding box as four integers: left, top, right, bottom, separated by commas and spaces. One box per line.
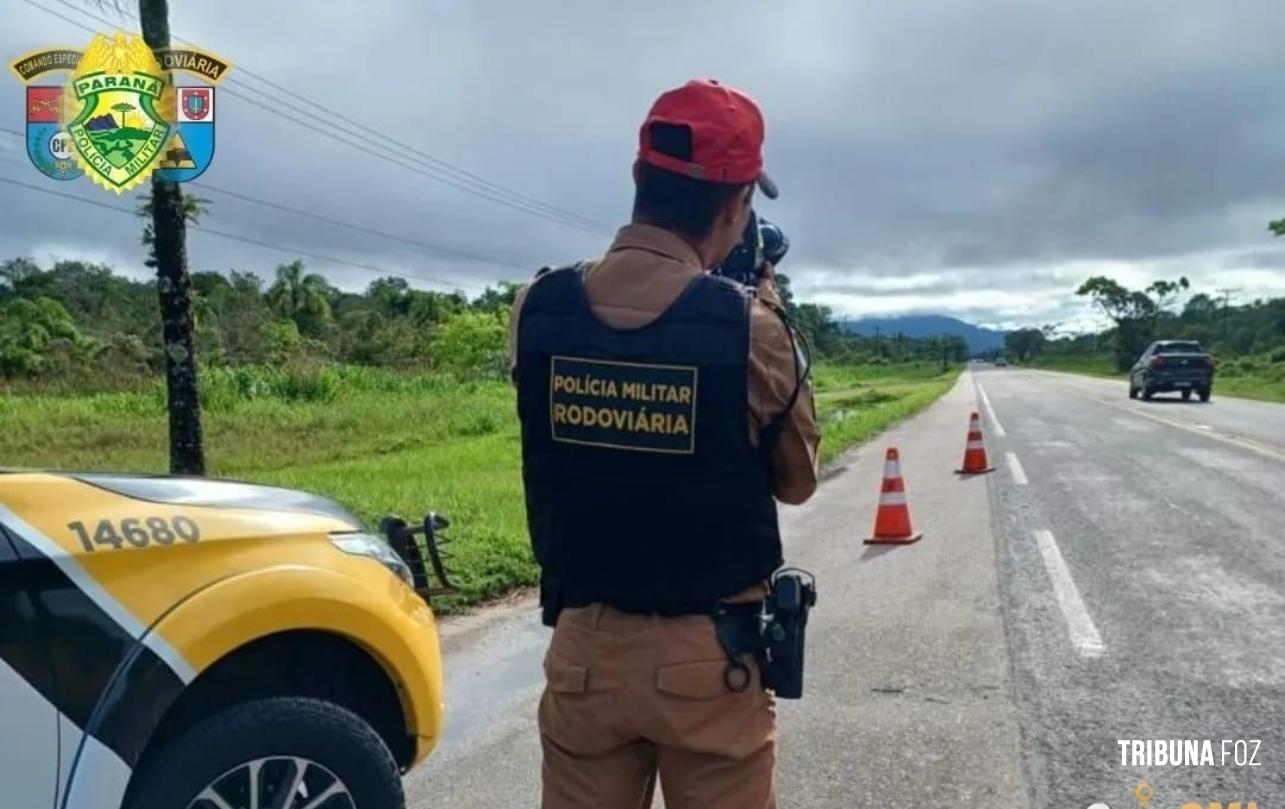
717, 183, 754, 230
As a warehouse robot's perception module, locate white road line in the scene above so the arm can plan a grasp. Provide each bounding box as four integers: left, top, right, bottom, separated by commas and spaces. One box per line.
1099, 400, 1285, 463
1033, 530, 1105, 659
1005, 452, 1028, 485
1027, 368, 1285, 463
976, 382, 1007, 437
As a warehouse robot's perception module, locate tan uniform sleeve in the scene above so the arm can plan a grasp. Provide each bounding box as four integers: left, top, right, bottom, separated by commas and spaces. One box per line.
508, 283, 530, 384
748, 278, 821, 505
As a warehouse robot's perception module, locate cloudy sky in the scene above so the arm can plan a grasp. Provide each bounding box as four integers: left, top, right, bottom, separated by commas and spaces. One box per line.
3, 0, 1284, 331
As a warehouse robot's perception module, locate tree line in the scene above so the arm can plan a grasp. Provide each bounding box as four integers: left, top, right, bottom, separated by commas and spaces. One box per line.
1003, 281, 1285, 371
0, 256, 514, 385
1003, 219, 1285, 369
1, 258, 967, 389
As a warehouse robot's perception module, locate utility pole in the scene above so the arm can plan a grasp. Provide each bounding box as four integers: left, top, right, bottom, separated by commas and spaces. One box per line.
141, 0, 205, 475
1214, 287, 1240, 342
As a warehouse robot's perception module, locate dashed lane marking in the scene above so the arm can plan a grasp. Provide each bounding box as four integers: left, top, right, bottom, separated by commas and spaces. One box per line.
976, 382, 1007, 437
1034, 529, 1106, 659
1005, 452, 1028, 485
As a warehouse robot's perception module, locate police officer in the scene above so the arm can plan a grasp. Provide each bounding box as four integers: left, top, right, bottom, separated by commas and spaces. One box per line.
510, 78, 821, 809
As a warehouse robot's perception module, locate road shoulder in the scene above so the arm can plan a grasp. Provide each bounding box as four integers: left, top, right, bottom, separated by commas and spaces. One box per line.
775, 372, 1031, 807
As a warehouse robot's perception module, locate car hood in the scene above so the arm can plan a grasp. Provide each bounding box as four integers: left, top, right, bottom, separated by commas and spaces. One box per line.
71, 473, 365, 529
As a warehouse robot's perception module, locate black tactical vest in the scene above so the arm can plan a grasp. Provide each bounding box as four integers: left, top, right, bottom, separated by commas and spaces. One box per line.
515, 265, 782, 615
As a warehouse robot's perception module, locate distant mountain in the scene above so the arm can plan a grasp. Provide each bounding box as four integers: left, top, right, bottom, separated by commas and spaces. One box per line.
85, 114, 118, 132
841, 314, 1006, 354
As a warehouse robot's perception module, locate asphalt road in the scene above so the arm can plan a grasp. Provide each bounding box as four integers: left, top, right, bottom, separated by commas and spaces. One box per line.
405, 368, 1285, 807
978, 366, 1285, 808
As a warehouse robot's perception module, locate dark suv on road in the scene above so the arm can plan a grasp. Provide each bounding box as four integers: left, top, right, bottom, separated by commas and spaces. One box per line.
1128, 340, 1216, 402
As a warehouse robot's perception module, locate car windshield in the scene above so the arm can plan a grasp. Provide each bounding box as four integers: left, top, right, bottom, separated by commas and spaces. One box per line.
1155, 342, 1203, 354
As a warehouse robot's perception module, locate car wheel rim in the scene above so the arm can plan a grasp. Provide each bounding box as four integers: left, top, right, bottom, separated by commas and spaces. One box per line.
187, 756, 356, 809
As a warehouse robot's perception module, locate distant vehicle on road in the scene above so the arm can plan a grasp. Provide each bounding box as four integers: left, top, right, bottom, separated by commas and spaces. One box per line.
1128, 340, 1215, 402
994, 357, 1009, 367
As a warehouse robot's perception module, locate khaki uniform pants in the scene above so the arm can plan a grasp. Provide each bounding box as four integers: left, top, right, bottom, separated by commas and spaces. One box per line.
539, 604, 776, 809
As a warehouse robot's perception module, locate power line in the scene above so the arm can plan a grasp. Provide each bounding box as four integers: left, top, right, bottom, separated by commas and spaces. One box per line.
214, 79, 605, 233
54, 0, 608, 233
190, 182, 530, 272
231, 71, 612, 231
211, 80, 605, 234
30, 0, 613, 234
0, 125, 531, 275
24, 0, 593, 232
0, 174, 496, 294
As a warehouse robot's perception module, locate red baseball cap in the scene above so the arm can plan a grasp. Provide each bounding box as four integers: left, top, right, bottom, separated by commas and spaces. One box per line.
638, 79, 778, 199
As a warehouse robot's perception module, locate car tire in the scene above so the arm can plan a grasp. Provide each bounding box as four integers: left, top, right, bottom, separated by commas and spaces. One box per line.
1199, 387, 1212, 403
1181, 389, 1192, 401
1129, 384, 1138, 399
125, 697, 404, 809
1141, 387, 1153, 401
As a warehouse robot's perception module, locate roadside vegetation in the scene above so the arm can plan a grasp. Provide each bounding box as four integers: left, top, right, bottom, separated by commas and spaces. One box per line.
992, 239, 1285, 405
0, 361, 957, 606
1, 257, 961, 607
812, 363, 959, 465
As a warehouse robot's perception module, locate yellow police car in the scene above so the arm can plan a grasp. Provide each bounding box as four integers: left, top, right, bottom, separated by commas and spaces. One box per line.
0, 470, 449, 809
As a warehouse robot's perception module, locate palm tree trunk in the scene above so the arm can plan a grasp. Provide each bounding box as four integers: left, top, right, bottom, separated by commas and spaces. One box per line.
141, 0, 205, 475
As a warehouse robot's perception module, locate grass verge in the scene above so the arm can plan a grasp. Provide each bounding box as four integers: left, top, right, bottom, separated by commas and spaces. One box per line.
812, 363, 961, 466
1, 362, 960, 607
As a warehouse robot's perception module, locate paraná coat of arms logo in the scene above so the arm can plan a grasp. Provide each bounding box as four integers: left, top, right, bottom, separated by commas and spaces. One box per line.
10, 32, 231, 193
64, 32, 170, 192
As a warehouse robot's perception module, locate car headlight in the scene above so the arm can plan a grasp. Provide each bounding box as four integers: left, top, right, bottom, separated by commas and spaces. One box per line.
330, 532, 414, 587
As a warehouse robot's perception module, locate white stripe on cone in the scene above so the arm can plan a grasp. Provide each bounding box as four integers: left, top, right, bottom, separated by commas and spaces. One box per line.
878, 491, 907, 506
883, 460, 902, 478
966, 440, 985, 449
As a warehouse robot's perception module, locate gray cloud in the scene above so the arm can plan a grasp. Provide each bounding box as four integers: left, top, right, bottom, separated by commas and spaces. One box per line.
2, 0, 1284, 325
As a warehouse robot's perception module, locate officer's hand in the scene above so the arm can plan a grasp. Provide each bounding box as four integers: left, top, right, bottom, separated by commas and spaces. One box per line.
757, 262, 783, 306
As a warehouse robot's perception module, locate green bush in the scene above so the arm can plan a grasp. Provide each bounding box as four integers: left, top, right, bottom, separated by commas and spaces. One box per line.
431, 311, 508, 380
259, 320, 304, 363
0, 296, 90, 376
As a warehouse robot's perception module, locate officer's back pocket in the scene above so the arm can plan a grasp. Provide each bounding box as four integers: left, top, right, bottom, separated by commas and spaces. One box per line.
540, 659, 627, 755
653, 659, 772, 756
546, 660, 589, 694
655, 659, 737, 700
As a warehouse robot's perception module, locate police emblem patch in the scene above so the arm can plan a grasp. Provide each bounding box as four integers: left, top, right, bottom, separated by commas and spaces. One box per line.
549, 356, 699, 454
10, 35, 231, 191
24, 86, 82, 181
9, 48, 84, 181
153, 48, 230, 182
63, 32, 171, 194
156, 85, 215, 181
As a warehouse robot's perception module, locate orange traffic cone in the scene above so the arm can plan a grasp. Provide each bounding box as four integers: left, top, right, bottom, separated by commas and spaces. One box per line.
865, 448, 922, 544
955, 411, 996, 475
